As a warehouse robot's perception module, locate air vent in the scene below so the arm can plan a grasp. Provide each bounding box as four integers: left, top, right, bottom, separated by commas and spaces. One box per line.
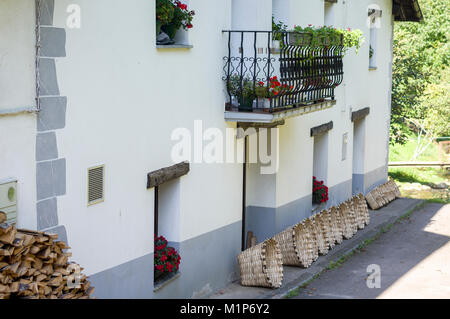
88, 165, 104, 206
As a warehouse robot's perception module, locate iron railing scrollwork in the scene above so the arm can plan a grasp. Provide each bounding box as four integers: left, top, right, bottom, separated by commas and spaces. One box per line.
222, 31, 344, 113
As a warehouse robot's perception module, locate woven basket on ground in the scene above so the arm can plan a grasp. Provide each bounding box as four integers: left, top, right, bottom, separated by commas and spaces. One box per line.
338, 203, 354, 240
310, 213, 330, 255
237, 238, 283, 288
365, 191, 379, 210
352, 195, 366, 229
387, 179, 402, 198
273, 222, 315, 268
318, 209, 335, 250
345, 199, 358, 236
328, 206, 344, 245
392, 179, 402, 198
373, 187, 386, 207
303, 219, 319, 262
357, 193, 370, 226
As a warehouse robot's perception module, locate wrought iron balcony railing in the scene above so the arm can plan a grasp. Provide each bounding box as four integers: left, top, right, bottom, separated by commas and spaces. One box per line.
223, 31, 344, 113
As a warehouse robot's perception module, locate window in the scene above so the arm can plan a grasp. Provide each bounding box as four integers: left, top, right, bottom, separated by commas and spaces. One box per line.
313, 132, 329, 187
368, 8, 382, 69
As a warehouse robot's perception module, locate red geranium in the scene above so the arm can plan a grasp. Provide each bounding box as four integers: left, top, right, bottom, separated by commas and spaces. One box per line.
154, 235, 181, 279
312, 176, 329, 204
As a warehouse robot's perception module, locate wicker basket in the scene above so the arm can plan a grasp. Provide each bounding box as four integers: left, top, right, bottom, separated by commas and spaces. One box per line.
328, 206, 344, 244
345, 199, 358, 236
391, 179, 402, 198
318, 209, 335, 250
338, 203, 354, 240
237, 238, 283, 288
310, 213, 330, 255
272, 222, 315, 268
365, 191, 379, 210
357, 193, 370, 226
304, 218, 319, 262
352, 195, 366, 229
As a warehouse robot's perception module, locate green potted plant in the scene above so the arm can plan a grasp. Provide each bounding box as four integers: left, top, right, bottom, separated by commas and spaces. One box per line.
272, 17, 288, 50
161, 1, 195, 40
156, 0, 174, 37
227, 75, 256, 112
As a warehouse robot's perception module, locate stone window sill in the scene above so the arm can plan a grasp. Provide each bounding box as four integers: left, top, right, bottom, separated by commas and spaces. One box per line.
369, 66, 378, 71
156, 44, 193, 50
153, 272, 181, 292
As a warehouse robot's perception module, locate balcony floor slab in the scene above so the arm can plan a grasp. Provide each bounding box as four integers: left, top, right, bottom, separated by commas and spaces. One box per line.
224, 100, 336, 124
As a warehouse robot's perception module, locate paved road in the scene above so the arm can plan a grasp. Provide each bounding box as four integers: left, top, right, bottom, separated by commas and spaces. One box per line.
291, 203, 450, 299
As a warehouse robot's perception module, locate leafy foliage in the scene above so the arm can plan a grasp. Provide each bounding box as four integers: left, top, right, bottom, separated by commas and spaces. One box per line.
292, 25, 364, 53
391, 0, 450, 145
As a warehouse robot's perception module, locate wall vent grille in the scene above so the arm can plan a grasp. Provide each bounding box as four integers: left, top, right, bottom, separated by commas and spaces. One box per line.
88, 165, 104, 206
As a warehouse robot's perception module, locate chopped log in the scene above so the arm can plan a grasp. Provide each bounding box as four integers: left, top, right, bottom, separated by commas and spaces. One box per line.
0, 212, 6, 224
147, 161, 190, 189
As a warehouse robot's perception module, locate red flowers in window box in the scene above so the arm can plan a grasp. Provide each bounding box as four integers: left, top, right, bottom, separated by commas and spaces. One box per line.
312, 176, 329, 204
154, 235, 181, 280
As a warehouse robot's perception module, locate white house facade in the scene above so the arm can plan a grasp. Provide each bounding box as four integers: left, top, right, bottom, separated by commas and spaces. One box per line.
0, 0, 422, 298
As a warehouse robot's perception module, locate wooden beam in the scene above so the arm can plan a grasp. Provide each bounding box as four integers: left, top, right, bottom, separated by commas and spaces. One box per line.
147, 161, 190, 189
311, 121, 333, 137
351, 107, 370, 122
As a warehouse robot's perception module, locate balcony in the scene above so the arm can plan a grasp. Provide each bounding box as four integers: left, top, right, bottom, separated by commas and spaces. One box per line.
222, 31, 344, 123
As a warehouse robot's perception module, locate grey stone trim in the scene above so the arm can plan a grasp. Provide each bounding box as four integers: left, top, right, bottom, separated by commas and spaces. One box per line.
36, 132, 58, 161
39, 0, 55, 26
36, 158, 66, 200
311, 121, 333, 137
37, 96, 67, 131
351, 107, 370, 122
43, 225, 68, 244
35, 0, 67, 246
39, 58, 60, 96
37, 197, 58, 230
90, 221, 241, 299
40, 27, 66, 57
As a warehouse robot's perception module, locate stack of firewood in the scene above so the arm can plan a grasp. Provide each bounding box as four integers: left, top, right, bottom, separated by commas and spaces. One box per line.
0, 212, 94, 299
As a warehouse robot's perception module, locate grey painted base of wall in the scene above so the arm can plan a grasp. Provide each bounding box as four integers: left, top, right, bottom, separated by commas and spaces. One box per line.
353, 165, 388, 195
89, 166, 388, 299
89, 221, 241, 299
246, 178, 353, 245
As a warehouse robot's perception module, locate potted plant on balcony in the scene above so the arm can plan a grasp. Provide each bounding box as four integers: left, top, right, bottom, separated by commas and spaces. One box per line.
272, 17, 288, 51
154, 235, 181, 282
160, 1, 195, 41
255, 77, 295, 110
227, 75, 256, 112
156, 0, 175, 37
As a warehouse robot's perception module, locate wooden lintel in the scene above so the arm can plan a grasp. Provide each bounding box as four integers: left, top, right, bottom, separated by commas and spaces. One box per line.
147, 161, 190, 189
238, 119, 285, 130
311, 121, 333, 137
351, 107, 370, 122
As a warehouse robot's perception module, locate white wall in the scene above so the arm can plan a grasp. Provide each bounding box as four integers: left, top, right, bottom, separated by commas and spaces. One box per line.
0, 0, 36, 110
50, 0, 243, 275
0, 0, 37, 229
35, 0, 394, 277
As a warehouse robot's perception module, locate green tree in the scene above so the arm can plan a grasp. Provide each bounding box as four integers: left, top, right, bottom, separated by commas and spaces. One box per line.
391, 0, 450, 145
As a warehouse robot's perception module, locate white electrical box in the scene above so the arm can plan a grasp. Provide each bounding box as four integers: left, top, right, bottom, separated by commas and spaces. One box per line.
0, 181, 17, 225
